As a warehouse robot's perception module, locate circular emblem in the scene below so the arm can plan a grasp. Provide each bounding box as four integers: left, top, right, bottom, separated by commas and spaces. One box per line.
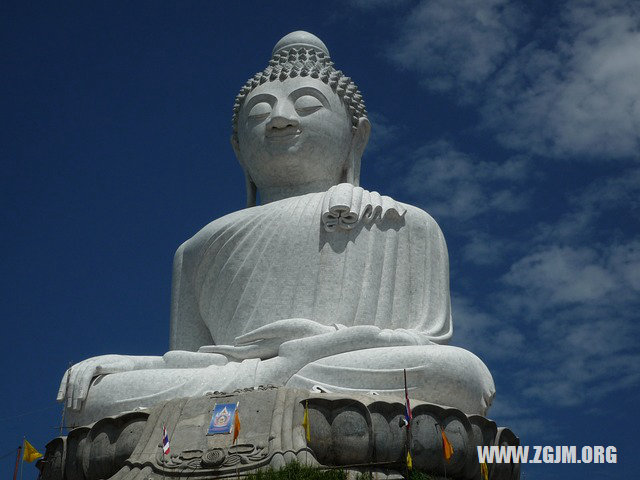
214, 413, 230, 427
201, 448, 225, 467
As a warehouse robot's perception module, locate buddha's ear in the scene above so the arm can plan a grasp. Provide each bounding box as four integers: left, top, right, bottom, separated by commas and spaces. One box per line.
231, 135, 257, 207
345, 117, 371, 186
230, 135, 240, 160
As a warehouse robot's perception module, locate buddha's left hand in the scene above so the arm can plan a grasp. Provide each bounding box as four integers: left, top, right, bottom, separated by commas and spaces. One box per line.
198, 318, 336, 360
202, 321, 432, 379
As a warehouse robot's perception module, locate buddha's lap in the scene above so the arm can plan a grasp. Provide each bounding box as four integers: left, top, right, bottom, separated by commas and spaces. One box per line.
70, 345, 493, 425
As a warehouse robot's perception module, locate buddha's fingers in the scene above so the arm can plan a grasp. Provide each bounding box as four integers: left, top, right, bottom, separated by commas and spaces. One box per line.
65, 365, 81, 408
65, 356, 127, 410
56, 369, 70, 402
69, 362, 96, 410
65, 365, 81, 409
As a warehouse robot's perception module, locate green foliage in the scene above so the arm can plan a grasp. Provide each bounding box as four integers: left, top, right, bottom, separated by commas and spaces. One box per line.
354, 471, 433, 480
243, 462, 436, 480
244, 462, 347, 480
407, 471, 435, 480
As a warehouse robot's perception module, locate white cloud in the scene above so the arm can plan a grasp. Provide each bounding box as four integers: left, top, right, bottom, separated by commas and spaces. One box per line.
397, 140, 530, 220
489, 1, 640, 159
387, 0, 640, 159
503, 246, 617, 306
388, 0, 526, 100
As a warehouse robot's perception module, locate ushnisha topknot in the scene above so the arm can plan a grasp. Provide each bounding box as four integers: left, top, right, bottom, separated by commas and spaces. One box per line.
232, 31, 367, 139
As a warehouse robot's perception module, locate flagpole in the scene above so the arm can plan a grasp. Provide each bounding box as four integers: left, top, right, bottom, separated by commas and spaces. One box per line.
12, 445, 22, 480
438, 423, 449, 479
403, 369, 412, 476
161, 423, 165, 480
442, 428, 447, 479
20, 438, 24, 480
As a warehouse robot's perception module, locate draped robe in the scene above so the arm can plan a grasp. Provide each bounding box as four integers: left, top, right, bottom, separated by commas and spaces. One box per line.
170, 185, 453, 351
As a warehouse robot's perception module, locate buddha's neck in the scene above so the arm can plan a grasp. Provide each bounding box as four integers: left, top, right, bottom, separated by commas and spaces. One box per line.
259, 180, 339, 204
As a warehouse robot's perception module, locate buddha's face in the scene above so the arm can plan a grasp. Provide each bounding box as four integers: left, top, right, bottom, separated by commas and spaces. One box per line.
235, 76, 353, 190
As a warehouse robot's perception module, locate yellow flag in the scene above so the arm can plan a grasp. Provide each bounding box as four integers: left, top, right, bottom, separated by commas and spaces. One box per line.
232, 408, 241, 445
406, 450, 413, 470
302, 401, 311, 442
481, 461, 489, 480
441, 429, 453, 461
23, 439, 42, 463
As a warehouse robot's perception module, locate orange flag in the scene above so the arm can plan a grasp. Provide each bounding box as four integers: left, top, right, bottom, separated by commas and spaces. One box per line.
441, 428, 453, 461
232, 404, 240, 444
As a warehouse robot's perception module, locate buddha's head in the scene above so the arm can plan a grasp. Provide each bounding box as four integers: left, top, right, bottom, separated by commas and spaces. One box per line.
231, 31, 371, 206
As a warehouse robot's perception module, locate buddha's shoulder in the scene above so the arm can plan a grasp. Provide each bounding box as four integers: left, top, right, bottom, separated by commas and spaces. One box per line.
397, 201, 439, 223
397, 201, 445, 238
174, 194, 322, 256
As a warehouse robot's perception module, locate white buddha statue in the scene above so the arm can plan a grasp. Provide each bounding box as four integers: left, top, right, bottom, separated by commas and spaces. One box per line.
58, 31, 495, 427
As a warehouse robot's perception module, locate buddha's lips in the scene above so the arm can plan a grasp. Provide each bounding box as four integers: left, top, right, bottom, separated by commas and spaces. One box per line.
266, 127, 301, 141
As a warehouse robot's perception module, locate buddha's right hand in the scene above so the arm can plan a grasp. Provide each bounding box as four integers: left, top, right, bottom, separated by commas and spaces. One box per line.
56, 355, 159, 411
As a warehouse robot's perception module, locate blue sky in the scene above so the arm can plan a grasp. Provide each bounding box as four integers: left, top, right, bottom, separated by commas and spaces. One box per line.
2, 1, 638, 478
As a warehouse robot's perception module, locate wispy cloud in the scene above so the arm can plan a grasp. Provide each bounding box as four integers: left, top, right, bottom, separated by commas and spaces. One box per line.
396, 140, 530, 220
488, 396, 549, 439
365, 111, 402, 153
385, 0, 640, 159
488, 0, 640, 159
387, 0, 527, 101
452, 294, 525, 361
535, 167, 640, 243
504, 245, 618, 307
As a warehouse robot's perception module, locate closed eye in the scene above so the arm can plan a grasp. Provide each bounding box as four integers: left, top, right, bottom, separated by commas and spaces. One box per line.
294, 95, 323, 116
248, 101, 272, 120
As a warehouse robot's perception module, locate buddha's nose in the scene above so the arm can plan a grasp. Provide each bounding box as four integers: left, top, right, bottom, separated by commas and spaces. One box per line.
267, 103, 299, 129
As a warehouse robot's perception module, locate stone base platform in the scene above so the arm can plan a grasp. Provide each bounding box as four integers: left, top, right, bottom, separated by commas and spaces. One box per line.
37, 386, 519, 480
